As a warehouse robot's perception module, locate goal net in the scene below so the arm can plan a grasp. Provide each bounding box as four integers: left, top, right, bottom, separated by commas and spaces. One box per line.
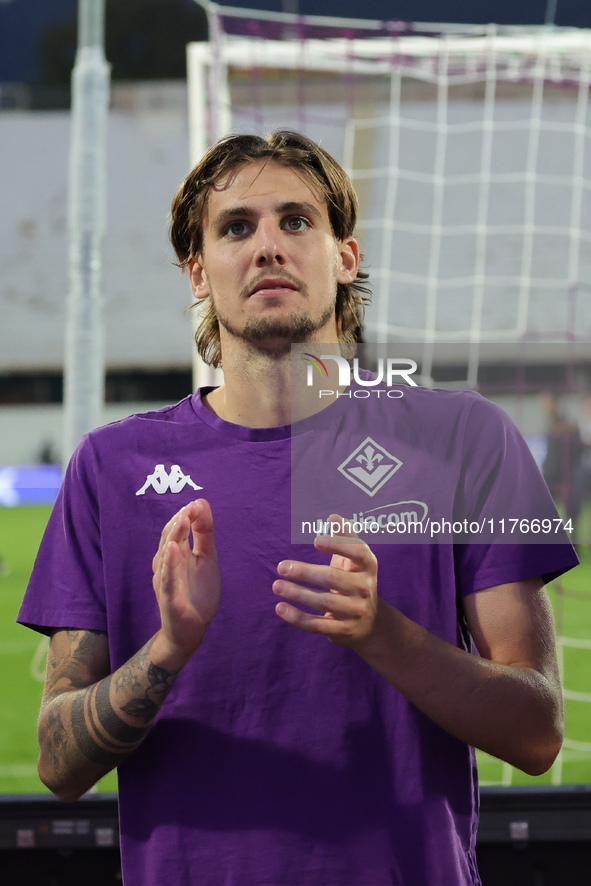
187, 3, 591, 785
188, 6, 591, 371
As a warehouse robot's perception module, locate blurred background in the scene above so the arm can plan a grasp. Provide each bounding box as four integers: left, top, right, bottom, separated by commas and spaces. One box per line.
2, 0, 591, 467
2, 1, 591, 883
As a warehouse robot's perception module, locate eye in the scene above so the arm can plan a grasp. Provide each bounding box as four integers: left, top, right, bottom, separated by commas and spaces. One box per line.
225, 221, 249, 237
283, 216, 309, 232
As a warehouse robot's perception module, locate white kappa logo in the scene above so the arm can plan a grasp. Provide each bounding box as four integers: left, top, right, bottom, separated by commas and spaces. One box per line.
338, 437, 402, 497
135, 464, 203, 496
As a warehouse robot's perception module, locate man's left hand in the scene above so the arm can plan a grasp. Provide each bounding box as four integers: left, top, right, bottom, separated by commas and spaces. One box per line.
273, 515, 378, 645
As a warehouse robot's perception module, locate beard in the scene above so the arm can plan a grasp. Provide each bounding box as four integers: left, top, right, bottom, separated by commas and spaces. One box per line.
211, 276, 337, 356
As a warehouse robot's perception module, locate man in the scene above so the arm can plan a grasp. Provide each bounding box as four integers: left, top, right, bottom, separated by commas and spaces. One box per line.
19, 131, 578, 886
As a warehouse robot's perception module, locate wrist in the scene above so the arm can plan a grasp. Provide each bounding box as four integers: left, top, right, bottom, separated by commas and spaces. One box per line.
348, 598, 395, 658
151, 629, 203, 672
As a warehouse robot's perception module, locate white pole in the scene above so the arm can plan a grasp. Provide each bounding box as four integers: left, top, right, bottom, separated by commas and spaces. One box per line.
63, 0, 110, 461
189, 4, 227, 391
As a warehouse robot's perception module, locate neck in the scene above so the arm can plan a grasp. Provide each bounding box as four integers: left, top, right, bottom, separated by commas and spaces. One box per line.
203, 336, 347, 428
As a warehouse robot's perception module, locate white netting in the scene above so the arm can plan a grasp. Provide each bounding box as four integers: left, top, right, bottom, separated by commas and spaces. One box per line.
188, 7, 591, 385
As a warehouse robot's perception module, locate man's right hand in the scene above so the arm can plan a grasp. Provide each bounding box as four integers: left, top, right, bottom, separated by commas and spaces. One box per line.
37, 499, 220, 802
152, 499, 221, 667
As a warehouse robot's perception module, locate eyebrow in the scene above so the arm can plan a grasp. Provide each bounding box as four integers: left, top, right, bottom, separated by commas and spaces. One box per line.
212, 200, 323, 230
276, 201, 323, 220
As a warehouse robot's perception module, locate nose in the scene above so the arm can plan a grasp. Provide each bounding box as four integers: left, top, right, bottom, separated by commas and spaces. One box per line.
254, 219, 285, 267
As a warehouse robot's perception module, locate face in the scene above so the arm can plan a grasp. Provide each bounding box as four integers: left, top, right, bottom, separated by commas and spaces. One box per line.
189, 160, 359, 358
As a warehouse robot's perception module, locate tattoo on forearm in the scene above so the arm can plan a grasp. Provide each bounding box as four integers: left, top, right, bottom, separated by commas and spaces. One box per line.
71, 678, 150, 766
43, 632, 181, 774
113, 665, 141, 694
45, 629, 108, 700
68, 649, 180, 768
120, 664, 178, 722
66, 629, 105, 666
46, 706, 67, 774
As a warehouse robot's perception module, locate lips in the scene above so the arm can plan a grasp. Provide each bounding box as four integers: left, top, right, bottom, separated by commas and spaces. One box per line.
249, 277, 298, 296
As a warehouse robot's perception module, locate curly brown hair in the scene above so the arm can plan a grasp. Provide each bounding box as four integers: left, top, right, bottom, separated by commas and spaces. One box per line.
170, 130, 371, 367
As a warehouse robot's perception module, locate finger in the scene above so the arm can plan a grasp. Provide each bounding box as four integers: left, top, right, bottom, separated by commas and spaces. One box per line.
152, 511, 191, 573
316, 513, 362, 542
158, 539, 180, 601
153, 505, 191, 565
273, 580, 366, 616
314, 536, 375, 569
275, 602, 352, 637
189, 500, 217, 558
276, 560, 370, 597
313, 513, 373, 564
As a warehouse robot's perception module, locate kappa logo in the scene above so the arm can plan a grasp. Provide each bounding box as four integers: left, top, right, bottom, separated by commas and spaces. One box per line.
338, 437, 402, 497
136, 464, 203, 496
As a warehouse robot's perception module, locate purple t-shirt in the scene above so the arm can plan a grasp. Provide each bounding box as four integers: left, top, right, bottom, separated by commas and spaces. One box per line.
19, 385, 577, 886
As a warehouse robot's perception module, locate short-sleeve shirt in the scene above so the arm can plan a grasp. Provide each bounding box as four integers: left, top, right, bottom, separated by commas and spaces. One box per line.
18, 384, 578, 886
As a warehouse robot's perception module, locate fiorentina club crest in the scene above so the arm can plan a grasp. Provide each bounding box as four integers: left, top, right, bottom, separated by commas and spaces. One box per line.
337, 437, 402, 497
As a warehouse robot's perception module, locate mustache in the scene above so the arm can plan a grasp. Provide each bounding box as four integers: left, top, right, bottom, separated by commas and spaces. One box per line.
240, 270, 308, 300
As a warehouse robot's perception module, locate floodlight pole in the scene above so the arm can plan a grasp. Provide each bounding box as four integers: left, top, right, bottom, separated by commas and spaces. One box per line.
63, 0, 110, 462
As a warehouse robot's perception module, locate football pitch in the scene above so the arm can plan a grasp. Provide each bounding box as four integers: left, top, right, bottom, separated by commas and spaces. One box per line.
0, 505, 590, 795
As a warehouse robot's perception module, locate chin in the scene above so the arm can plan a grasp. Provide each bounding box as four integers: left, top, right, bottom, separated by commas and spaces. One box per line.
241, 315, 316, 343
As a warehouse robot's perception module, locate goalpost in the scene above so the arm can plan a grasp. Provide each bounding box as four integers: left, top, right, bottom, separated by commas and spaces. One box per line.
187, 2, 591, 785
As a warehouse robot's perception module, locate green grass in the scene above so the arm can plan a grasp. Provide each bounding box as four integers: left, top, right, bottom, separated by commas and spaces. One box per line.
1, 506, 590, 793
477, 554, 591, 786
0, 506, 116, 795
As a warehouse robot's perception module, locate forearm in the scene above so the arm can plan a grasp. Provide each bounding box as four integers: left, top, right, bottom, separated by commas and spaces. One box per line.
352, 599, 563, 775
38, 632, 188, 801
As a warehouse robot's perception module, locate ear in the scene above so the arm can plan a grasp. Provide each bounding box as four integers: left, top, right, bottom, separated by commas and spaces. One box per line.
189, 257, 210, 301
337, 237, 360, 285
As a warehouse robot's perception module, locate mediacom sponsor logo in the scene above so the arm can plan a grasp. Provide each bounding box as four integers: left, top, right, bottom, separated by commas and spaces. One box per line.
350, 500, 428, 528
303, 501, 429, 536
